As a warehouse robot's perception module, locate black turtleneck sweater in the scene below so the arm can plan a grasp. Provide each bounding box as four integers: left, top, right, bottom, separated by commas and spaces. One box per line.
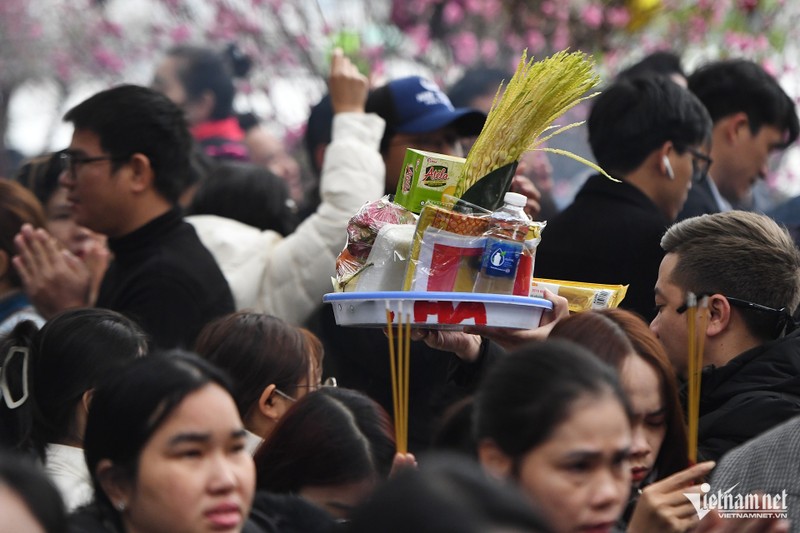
96, 208, 234, 349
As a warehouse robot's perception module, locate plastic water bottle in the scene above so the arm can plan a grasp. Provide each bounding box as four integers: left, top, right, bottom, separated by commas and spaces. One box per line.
473, 192, 531, 295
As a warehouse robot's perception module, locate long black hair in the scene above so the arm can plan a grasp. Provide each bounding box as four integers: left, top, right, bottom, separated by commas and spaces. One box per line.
83, 351, 236, 529
0, 309, 148, 458
474, 340, 632, 459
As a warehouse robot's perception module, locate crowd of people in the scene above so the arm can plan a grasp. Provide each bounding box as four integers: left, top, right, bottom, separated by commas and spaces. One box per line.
0, 40, 799, 533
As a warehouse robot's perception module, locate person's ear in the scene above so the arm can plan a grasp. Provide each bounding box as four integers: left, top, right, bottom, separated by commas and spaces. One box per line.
127, 153, 155, 194
723, 112, 750, 144
705, 294, 732, 337
81, 389, 94, 413
658, 141, 675, 179
257, 384, 281, 422
477, 439, 514, 480
95, 459, 132, 513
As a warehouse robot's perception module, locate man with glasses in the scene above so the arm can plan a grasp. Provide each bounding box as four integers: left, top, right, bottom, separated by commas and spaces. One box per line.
535, 75, 712, 321
13, 85, 234, 349
651, 210, 800, 461
677, 59, 799, 220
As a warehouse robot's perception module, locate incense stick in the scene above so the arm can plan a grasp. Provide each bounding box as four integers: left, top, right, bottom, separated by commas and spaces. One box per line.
386, 305, 401, 448
401, 312, 411, 454
686, 292, 699, 463
386, 302, 411, 454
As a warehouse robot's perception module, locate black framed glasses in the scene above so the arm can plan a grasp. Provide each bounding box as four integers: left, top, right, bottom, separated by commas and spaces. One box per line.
686, 147, 712, 181
58, 151, 128, 176
677, 292, 791, 337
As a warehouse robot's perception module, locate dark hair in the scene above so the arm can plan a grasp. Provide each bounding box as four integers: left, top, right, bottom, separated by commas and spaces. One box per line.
63, 84, 192, 204
600, 309, 689, 478
347, 453, 552, 533
254, 387, 395, 492
447, 67, 509, 108
431, 396, 477, 458
237, 111, 260, 133
194, 312, 315, 420
549, 310, 634, 362
473, 340, 631, 459
662, 211, 800, 340
167, 44, 250, 121
617, 51, 685, 81
83, 351, 235, 526
188, 161, 297, 235
304, 94, 333, 176
688, 59, 799, 148
0, 179, 47, 287
550, 310, 689, 479
0, 451, 66, 533
14, 153, 62, 207
588, 76, 712, 177
0, 309, 148, 458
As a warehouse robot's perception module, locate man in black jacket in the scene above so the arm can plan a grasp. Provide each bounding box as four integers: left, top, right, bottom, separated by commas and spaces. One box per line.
13, 85, 234, 349
651, 211, 800, 461
535, 76, 712, 321
677, 59, 798, 220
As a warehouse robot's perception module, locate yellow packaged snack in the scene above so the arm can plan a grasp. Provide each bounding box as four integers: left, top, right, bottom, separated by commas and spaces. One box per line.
530, 278, 628, 313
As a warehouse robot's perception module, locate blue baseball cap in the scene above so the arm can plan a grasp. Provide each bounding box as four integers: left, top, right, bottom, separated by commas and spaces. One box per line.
367, 76, 486, 137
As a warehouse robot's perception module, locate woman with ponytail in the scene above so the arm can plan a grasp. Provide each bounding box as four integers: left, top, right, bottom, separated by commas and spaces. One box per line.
0, 309, 147, 511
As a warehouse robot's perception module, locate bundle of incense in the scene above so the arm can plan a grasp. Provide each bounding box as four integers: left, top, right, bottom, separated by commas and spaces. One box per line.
386, 303, 410, 454
686, 293, 709, 463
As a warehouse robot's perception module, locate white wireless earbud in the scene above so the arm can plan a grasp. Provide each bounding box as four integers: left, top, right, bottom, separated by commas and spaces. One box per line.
663, 156, 675, 180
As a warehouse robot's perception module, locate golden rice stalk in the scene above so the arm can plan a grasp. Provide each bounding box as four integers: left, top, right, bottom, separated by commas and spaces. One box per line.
455, 50, 603, 196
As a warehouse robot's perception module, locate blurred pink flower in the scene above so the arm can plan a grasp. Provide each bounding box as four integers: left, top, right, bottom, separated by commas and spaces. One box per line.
98, 20, 124, 39
762, 57, 778, 77
688, 15, 708, 43
480, 39, 499, 61
28, 22, 43, 39
581, 4, 604, 29
504, 32, 524, 52
554, 3, 570, 22
525, 30, 546, 52
92, 47, 125, 74
481, 0, 502, 19
552, 23, 570, 50
450, 31, 479, 65
443, 2, 464, 25
606, 7, 630, 28
170, 25, 192, 43
296, 35, 310, 51
463, 0, 482, 15
737, 0, 759, 14
407, 24, 431, 54
540, 1, 556, 16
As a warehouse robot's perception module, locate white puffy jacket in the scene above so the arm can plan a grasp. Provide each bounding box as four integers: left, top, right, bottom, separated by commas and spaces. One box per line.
187, 112, 385, 325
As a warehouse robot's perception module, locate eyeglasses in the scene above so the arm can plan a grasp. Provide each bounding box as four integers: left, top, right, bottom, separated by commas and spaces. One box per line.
59, 151, 129, 176
273, 377, 338, 403
686, 147, 712, 181
294, 377, 338, 389
677, 292, 791, 338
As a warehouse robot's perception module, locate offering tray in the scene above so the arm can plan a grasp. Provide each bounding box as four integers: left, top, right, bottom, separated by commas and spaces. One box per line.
323, 291, 552, 330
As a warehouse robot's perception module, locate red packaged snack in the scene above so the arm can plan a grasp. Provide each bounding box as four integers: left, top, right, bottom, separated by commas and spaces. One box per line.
336, 196, 417, 290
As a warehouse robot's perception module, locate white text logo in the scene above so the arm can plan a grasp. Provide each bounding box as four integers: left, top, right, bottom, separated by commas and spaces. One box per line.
683, 483, 789, 520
